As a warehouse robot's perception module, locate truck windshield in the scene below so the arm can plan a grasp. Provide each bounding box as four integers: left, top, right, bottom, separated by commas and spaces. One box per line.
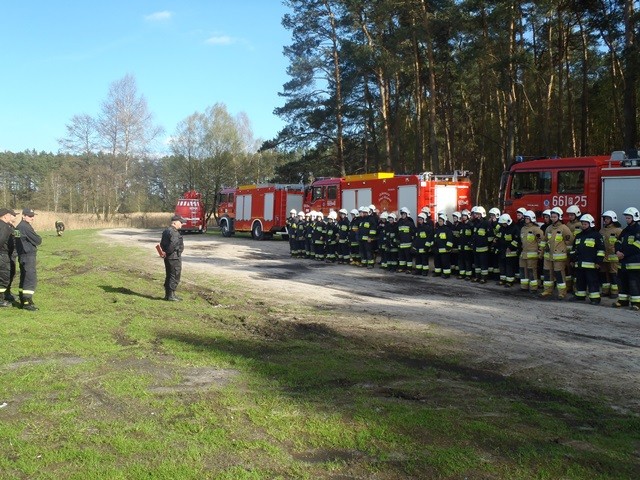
558, 170, 585, 194
312, 186, 324, 202
511, 171, 551, 196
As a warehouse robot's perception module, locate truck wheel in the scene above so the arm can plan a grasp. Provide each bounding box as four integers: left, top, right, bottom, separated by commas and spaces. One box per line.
220, 220, 232, 238
252, 222, 264, 240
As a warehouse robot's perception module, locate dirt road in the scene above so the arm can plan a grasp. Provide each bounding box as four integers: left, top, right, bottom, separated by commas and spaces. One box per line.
102, 229, 640, 414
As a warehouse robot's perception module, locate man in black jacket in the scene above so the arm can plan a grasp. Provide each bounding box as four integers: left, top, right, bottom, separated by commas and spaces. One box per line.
0, 208, 17, 307
15, 208, 42, 311
160, 215, 185, 301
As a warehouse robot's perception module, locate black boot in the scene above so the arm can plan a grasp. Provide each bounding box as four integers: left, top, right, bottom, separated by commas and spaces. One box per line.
166, 290, 181, 302
21, 297, 38, 311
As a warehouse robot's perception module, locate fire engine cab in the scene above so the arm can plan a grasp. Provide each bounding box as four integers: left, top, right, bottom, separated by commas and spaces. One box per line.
304, 171, 472, 217
217, 183, 304, 240
174, 190, 207, 233
500, 150, 640, 225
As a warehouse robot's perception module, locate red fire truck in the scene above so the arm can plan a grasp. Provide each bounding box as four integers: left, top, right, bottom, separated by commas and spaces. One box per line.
217, 183, 304, 239
500, 150, 640, 225
174, 190, 207, 233
304, 171, 472, 217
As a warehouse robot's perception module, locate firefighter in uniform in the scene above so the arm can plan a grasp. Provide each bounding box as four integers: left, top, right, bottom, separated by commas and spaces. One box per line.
450, 211, 462, 276
14, 208, 42, 310
613, 207, 640, 311
286, 209, 297, 256
540, 207, 574, 299
433, 213, 453, 278
494, 213, 520, 287
488, 208, 501, 278
565, 205, 583, 291
386, 213, 399, 271
471, 206, 490, 283
324, 211, 338, 262
0, 208, 17, 307
396, 207, 415, 272
519, 210, 544, 292
349, 209, 361, 265
160, 214, 185, 301
358, 207, 377, 268
412, 213, 431, 275
599, 210, 622, 297
570, 214, 605, 305
514, 207, 527, 282
312, 212, 326, 261
377, 211, 389, 269
304, 211, 315, 258
458, 210, 474, 280
295, 211, 306, 257
336, 209, 350, 264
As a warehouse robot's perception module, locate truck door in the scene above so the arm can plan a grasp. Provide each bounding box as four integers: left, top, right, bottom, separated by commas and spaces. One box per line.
434, 185, 458, 217
506, 170, 551, 217
236, 194, 252, 221
264, 192, 274, 221
342, 188, 372, 211
398, 185, 418, 216
286, 193, 303, 215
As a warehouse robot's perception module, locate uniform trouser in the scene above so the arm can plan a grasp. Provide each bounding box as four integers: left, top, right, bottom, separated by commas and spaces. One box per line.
434, 252, 451, 275
617, 268, 640, 306
19, 254, 37, 301
414, 252, 429, 273
164, 256, 182, 293
450, 250, 459, 272
337, 241, 350, 261
474, 251, 489, 278
387, 249, 398, 269
599, 262, 619, 295
459, 249, 473, 277
398, 247, 412, 269
325, 243, 336, 260
296, 239, 306, 255
498, 255, 518, 283
288, 237, 296, 254
489, 251, 499, 275
314, 242, 325, 259
350, 242, 360, 261
359, 240, 374, 265
543, 259, 567, 292
574, 268, 601, 301
8, 255, 16, 290
0, 253, 10, 292
521, 257, 539, 291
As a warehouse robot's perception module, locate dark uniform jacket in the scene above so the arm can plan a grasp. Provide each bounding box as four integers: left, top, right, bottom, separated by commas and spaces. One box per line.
433, 223, 454, 253
615, 221, 640, 270
15, 220, 42, 256
412, 221, 431, 254
494, 223, 521, 258
0, 221, 14, 255
570, 227, 605, 269
396, 217, 415, 248
160, 226, 184, 259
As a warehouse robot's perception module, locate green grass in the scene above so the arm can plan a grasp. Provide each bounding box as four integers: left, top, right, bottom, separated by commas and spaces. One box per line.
0, 229, 638, 479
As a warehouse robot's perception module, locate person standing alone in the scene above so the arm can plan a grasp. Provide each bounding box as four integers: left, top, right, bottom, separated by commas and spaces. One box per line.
160, 215, 185, 301
14, 208, 42, 311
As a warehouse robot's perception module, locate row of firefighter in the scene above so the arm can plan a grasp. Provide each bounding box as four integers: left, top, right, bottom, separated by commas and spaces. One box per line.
285, 203, 640, 310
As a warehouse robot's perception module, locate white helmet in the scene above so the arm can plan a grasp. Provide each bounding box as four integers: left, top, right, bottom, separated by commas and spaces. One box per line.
417, 213, 427, 221
316, 212, 324, 219
368, 204, 376, 212
452, 211, 462, 220
438, 213, 447, 222
524, 210, 537, 222
310, 210, 317, 218
305, 211, 312, 218
580, 213, 595, 227
623, 207, 640, 221
298, 211, 305, 218
516, 207, 527, 216
602, 210, 617, 222
498, 213, 512, 225
461, 209, 471, 218
474, 206, 486, 217
350, 209, 359, 216
290, 209, 297, 215
379, 211, 388, 220
339, 208, 348, 215
358, 206, 365, 212
363, 206, 372, 214
388, 212, 397, 220
542, 209, 551, 217
488, 207, 501, 218
400, 207, 410, 215
327, 211, 337, 220
421, 206, 431, 215
550, 207, 563, 220
566, 205, 582, 217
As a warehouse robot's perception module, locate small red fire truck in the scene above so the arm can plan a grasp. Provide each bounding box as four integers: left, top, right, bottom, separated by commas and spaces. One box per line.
500, 150, 640, 224
303, 171, 472, 217
174, 190, 207, 233
217, 183, 304, 239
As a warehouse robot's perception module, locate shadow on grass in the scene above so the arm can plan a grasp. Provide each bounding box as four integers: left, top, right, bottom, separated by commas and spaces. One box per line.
155, 323, 640, 478
99, 285, 162, 301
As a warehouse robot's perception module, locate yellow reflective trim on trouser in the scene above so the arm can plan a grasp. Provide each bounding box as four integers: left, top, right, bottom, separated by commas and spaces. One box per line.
623, 263, 640, 270
20, 290, 35, 295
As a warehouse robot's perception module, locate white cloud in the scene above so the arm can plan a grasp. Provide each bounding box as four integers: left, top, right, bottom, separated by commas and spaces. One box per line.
144, 11, 173, 22
205, 35, 234, 46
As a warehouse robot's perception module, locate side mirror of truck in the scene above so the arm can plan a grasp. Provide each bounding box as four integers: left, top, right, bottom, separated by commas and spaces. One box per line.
514, 191, 523, 199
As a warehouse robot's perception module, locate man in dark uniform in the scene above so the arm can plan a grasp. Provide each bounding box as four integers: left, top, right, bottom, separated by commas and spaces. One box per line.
160, 214, 185, 301
15, 208, 42, 311
0, 208, 17, 307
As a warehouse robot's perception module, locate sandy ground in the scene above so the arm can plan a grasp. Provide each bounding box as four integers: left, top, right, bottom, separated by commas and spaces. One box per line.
102, 229, 640, 414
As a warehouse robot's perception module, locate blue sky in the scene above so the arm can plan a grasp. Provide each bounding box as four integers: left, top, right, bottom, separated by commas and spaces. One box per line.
0, 1, 291, 153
